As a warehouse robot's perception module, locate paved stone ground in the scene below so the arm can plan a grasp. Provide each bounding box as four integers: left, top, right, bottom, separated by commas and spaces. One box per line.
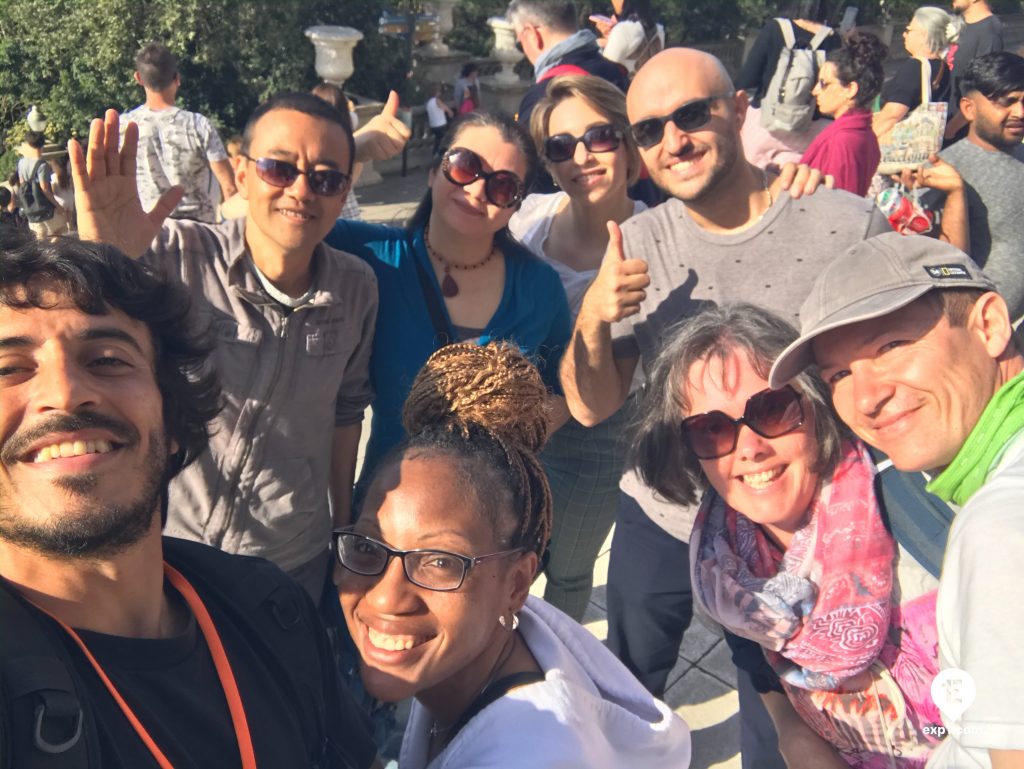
357, 176, 742, 768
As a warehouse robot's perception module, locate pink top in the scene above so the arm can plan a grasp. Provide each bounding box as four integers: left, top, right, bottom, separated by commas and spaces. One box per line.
800, 109, 880, 197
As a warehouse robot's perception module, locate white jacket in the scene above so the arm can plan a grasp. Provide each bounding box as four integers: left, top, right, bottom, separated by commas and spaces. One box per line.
400, 596, 692, 768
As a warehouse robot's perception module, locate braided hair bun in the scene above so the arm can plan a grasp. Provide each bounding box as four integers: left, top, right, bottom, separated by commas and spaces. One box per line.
402, 342, 551, 454
395, 341, 554, 558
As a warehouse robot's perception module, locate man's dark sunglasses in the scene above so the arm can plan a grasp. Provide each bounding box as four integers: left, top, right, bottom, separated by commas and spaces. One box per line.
441, 147, 525, 209
629, 92, 734, 149
544, 124, 624, 163
333, 530, 524, 592
242, 154, 350, 197
680, 385, 804, 460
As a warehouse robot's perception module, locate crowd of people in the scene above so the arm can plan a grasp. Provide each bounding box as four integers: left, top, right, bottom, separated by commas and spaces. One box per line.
2, 1, 1024, 768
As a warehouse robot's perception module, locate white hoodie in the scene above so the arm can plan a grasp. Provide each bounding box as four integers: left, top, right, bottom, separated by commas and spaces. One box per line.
399, 596, 692, 768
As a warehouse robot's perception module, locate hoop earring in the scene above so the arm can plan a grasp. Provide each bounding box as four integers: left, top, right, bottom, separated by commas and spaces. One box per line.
511, 613, 519, 631
498, 614, 507, 629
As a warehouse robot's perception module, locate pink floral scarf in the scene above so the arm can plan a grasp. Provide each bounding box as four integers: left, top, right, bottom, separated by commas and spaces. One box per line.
692, 440, 895, 689
691, 440, 941, 767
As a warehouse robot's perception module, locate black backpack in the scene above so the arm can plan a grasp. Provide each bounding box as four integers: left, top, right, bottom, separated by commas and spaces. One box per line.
0, 538, 358, 769
15, 160, 55, 223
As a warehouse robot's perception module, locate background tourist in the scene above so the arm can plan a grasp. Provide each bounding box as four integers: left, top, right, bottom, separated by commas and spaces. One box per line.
802, 31, 888, 196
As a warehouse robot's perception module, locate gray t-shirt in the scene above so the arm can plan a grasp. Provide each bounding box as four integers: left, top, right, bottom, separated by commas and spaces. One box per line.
611, 190, 891, 539
927, 139, 1024, 322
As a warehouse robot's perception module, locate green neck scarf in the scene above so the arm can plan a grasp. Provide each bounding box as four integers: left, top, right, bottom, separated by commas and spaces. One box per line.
927, 371, 1024, 505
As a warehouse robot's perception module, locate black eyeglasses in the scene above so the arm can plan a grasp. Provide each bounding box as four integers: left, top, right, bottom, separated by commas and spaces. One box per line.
629, 93, 734, 149
333, 530, 524, 592
544, 124, 624, 163
817, 78, 839, 90
441, 147, 525, 209
680, 385, 804, 460
242, 154, 350, 197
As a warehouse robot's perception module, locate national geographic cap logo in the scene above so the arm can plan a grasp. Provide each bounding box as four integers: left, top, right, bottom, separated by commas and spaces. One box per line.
924, 264, 971, 280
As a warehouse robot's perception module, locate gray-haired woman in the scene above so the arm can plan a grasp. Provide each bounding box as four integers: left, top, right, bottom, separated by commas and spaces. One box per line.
874, 6, 955, 138
630, 304, 942, 768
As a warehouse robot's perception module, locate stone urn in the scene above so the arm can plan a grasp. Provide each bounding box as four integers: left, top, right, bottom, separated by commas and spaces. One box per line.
488, 16, 524, 85
305, 26, 364, 89
26, 104, 48, 132
424, 0, 458, 55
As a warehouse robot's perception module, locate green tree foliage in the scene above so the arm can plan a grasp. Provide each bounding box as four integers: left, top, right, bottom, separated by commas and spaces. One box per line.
0, 0, 413, 176
2, 0, 1020, 176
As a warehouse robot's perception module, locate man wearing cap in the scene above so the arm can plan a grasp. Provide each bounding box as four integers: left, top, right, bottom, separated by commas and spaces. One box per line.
561, 45, 890, 769
770, 232, 1024, 769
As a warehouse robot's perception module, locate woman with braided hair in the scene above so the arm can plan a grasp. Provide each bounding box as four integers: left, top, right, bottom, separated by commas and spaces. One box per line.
334, 342, 691, 769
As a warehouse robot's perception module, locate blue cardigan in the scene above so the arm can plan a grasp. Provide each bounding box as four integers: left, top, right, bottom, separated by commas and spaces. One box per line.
326, 220, 571, 485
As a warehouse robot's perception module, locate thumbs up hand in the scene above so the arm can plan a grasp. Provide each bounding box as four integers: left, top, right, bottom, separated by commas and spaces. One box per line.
354, 90, 411, 163
581, 221, 650, 324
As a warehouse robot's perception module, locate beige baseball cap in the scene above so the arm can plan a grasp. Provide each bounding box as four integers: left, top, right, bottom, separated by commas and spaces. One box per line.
769, 232, 996, 388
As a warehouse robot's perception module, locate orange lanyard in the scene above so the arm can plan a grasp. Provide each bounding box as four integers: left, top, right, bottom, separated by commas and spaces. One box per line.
31, 564, 257, 769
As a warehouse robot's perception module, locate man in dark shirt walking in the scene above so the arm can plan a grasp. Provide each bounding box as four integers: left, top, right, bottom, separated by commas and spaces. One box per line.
947, 0, 1004, 139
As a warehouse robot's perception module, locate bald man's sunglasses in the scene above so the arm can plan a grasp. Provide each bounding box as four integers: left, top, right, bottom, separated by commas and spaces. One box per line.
630, 93, 734, 149
242, 155, 350, 197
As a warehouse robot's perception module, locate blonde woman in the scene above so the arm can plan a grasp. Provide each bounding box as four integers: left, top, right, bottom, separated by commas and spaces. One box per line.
509, 75, 644, 620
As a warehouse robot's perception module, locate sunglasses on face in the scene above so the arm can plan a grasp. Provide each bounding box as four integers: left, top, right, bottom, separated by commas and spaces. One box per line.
544, 124, 624, 163
629, 93, 733, 149
333, 530, 524, 592
441, 147, 525, 209
242, 155, 350, 197
680, 385, 805, 460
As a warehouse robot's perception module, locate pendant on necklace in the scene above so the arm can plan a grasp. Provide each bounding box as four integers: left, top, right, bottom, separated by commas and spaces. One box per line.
441, 269, 459, 298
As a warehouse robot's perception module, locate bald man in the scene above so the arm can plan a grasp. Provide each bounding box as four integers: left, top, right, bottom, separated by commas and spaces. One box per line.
560, 48, 891, 768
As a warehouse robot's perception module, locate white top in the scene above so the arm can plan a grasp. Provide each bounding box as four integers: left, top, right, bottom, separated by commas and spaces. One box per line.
602, 20, 665, 74
50, 176, 74, 216
928, 429, 1024, 768
426, 97, 448, 129
510, 192, 647, 320
399, 596, 692, 769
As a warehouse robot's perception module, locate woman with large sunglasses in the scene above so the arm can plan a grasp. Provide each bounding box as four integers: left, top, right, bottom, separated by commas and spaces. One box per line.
335, 341, 692, 768
507, 75, 644, 621
324, 111, 571, 501
631, 304, 942, 768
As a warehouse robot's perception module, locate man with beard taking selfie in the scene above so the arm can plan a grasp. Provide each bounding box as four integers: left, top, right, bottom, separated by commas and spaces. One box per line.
0, 239, 377, 768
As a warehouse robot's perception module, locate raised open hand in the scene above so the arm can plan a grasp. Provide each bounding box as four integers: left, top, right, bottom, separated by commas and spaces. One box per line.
69, 109, 182, 258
